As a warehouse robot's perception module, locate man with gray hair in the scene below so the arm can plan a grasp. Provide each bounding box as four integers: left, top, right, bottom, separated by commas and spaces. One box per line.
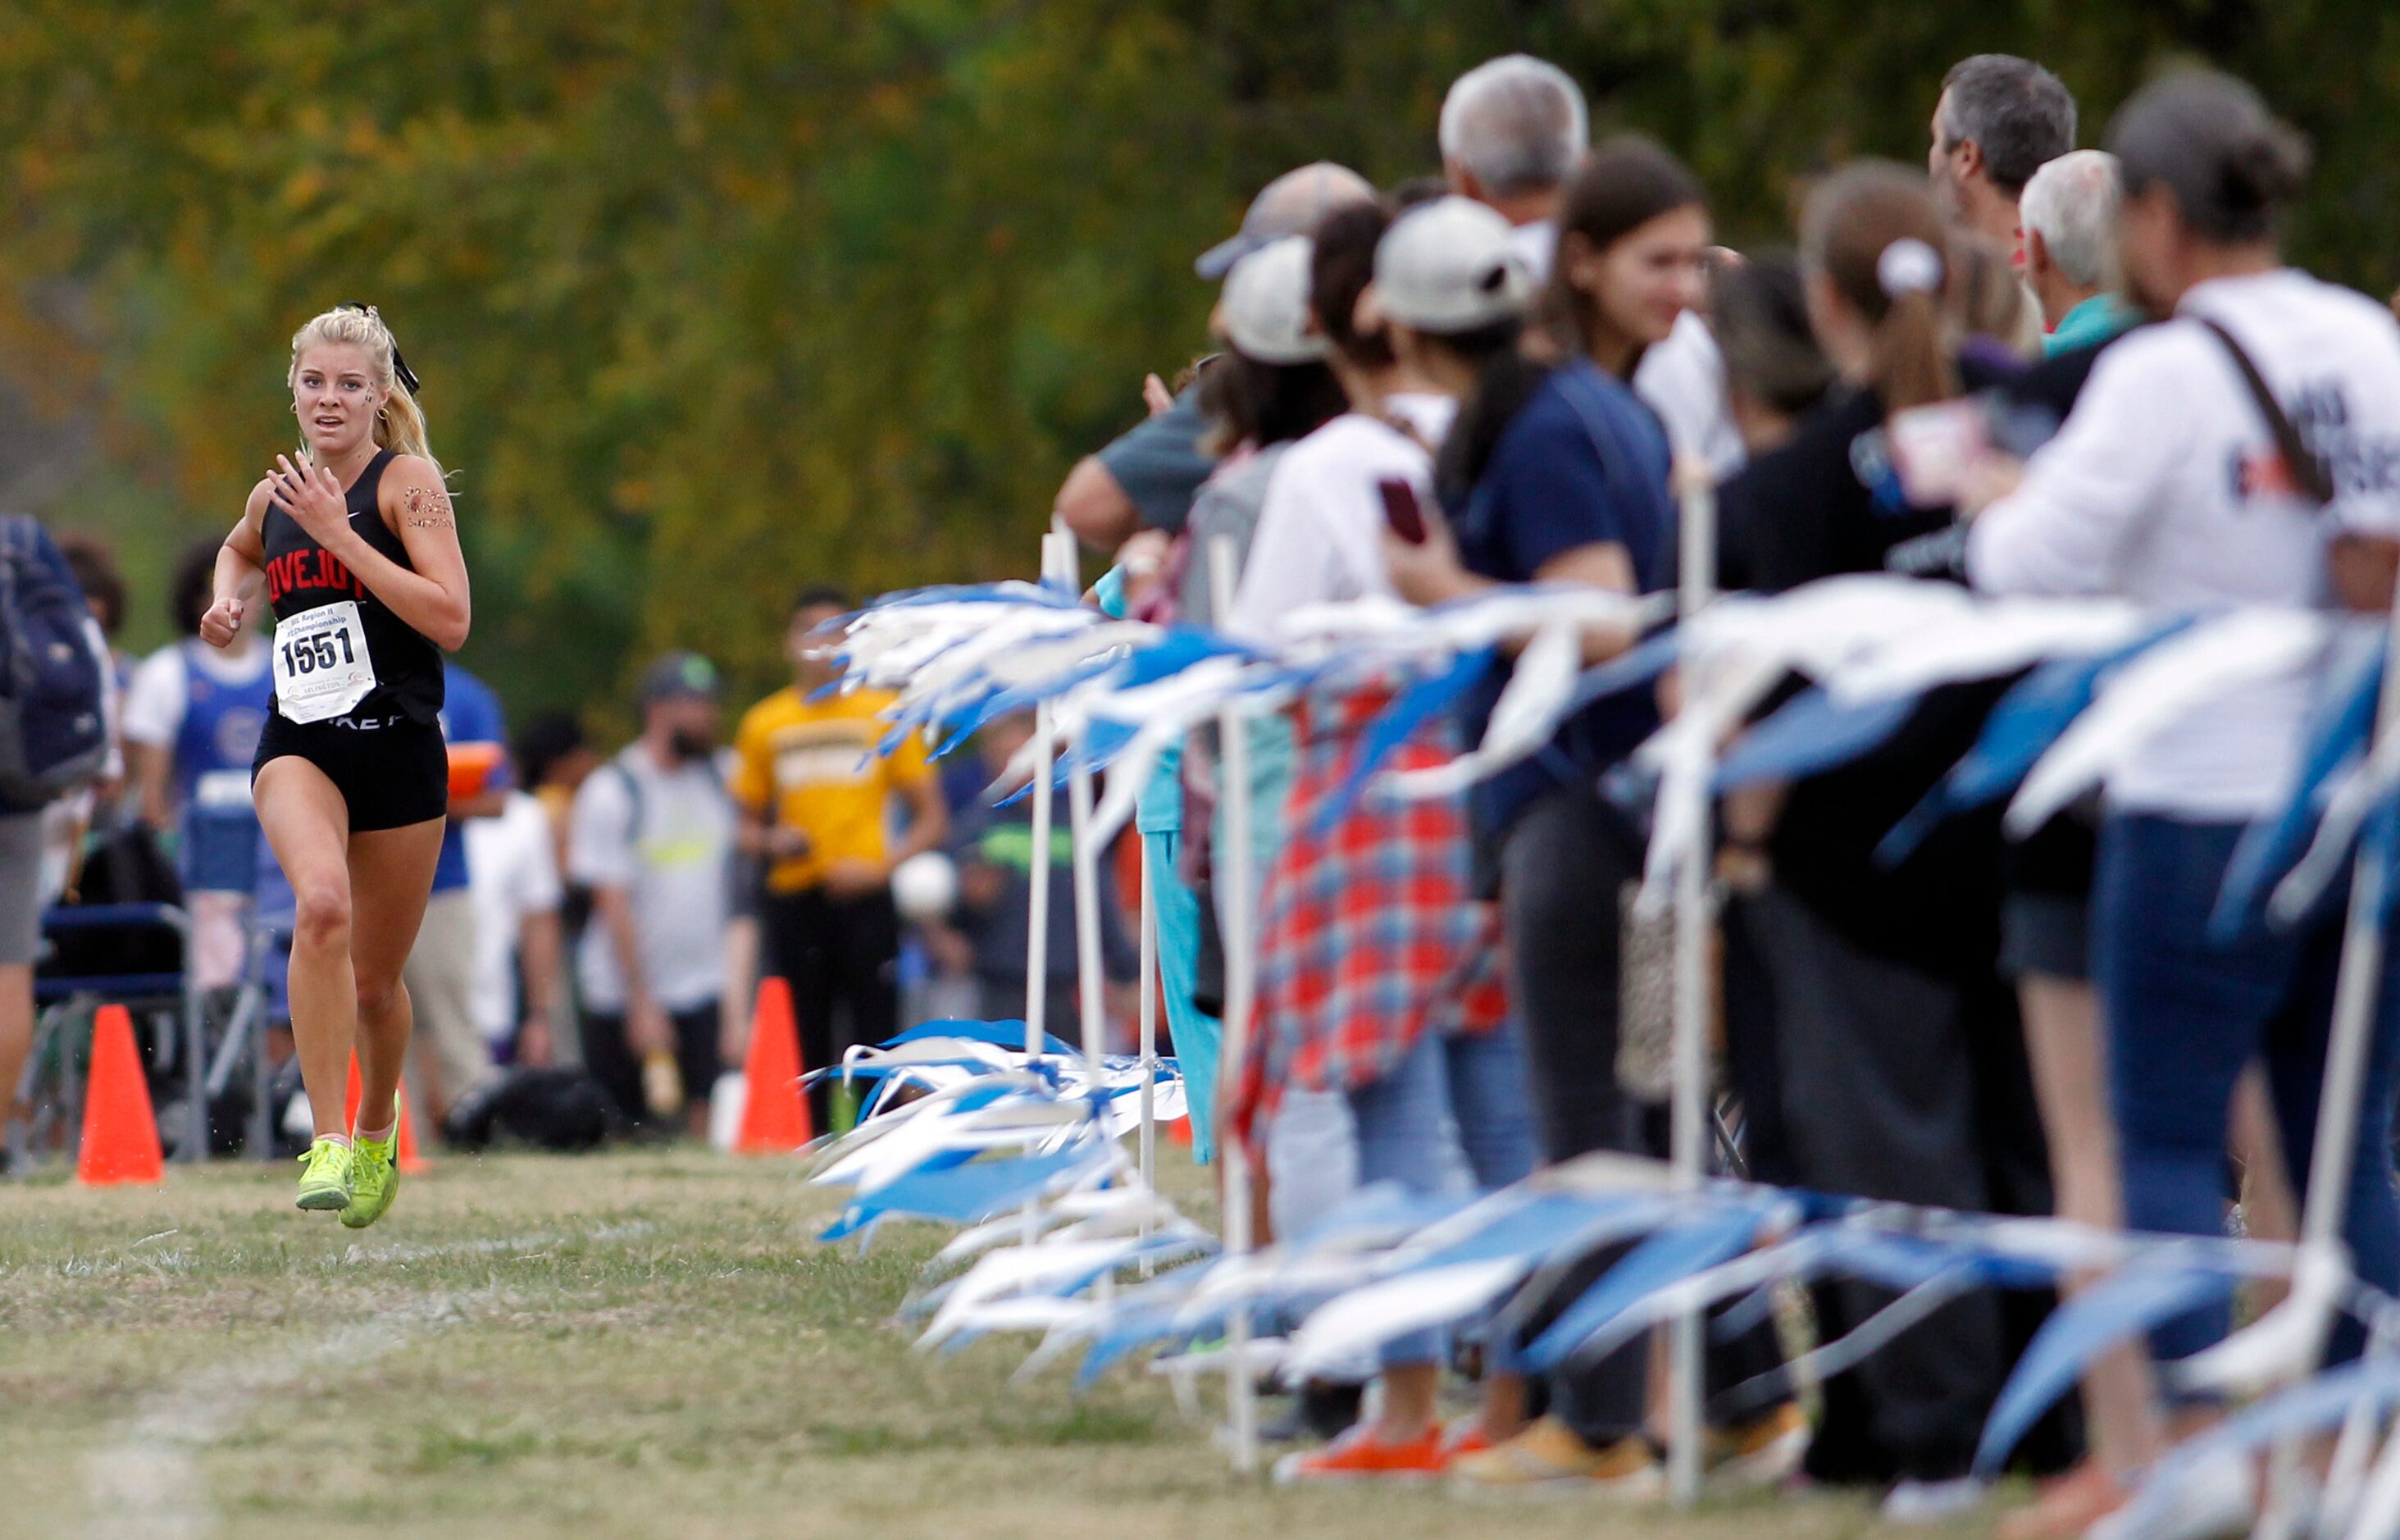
2020, 149, 2140, 355
1929, 53, 2079, 257
1439, 53, 1587, 276
1442, 53, 1746, 476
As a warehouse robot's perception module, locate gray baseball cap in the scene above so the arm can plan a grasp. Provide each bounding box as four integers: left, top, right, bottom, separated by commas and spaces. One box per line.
640, 651, 722, 704
1195, 162, 1376, 279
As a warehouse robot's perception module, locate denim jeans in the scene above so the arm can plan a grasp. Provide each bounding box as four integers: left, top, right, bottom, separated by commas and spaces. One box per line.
1345, 1021, 1541, 1368
2095, 812, 2400, 1365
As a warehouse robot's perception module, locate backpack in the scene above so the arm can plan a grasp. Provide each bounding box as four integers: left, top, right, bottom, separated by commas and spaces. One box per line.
0, 516, 109, 809
38, 821, 184, 982
442, 1066, 615, 1152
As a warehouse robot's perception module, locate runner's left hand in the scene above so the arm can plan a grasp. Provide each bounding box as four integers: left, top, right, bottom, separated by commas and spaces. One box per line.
267, 454, 353, 547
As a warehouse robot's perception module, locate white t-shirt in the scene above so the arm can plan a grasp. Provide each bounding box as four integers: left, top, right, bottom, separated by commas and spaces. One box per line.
1633, 312, 1746, 481
568, 744, 734, 1014
1510, 218, 1558, 282
1226, 394, 1458, 643
121, 638, 270, 747
465, 791, 562, 1041
1969, 268, 2400, 818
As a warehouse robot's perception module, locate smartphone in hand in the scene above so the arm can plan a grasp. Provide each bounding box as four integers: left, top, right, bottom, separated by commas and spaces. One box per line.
1378, 477, 1429, 544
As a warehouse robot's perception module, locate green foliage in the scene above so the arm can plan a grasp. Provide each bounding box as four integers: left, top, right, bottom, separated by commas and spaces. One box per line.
1, 0, 2394, 717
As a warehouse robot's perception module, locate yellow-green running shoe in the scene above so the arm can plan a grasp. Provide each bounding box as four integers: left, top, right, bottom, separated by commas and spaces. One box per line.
340, 1104, 402, 1230
294, 1137, 354, 1212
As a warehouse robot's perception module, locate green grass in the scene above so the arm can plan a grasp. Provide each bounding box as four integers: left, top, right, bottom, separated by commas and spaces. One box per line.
0, 1146, 1989, 1538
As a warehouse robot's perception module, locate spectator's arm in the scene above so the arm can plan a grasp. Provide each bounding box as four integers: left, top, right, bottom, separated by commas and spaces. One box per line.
130, 742, 175, 833
1968, 339, 2185, 597
120, 648, 187, 829
514, 908, 563, 1067
590, 885, 667, 1054
568, 768, 670, 1055
449, 789, 508, 820
718, 914, 759, 1069
1054, 456, 1141, 552
959, 864, 1004, 913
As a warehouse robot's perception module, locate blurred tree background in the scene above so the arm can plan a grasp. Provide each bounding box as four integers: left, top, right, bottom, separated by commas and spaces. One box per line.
0, 0, 2393, 722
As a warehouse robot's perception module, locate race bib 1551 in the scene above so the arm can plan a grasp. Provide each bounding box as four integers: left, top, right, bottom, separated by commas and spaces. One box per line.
271, 600, 377, 723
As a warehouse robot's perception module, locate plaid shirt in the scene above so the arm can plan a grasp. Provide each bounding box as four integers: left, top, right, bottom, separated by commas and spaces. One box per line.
1229, 681, 1508, 1149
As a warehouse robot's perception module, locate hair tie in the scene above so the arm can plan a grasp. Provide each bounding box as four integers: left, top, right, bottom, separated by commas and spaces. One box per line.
337, 300, 421, 396
1875, 238, 1944, 300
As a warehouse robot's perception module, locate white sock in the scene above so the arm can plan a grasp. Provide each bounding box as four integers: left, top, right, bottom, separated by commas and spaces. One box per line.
320, 1132, 354, 1150
354, 1121, 395, 1146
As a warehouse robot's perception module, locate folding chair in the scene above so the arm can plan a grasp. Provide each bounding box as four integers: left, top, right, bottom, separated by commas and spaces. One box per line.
201, 836, 294, 1162
14, 901, 203, 1169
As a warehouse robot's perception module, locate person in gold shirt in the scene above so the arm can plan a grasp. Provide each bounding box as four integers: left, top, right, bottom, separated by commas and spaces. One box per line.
732, 587, 947, 1124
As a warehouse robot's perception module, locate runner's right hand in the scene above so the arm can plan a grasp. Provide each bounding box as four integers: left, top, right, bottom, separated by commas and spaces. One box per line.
198, 597, 245, 649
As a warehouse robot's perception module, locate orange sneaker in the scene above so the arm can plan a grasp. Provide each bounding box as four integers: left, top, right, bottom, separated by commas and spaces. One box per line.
1273, 1424, 1447, 1484
1706, 1401, 1811, 1490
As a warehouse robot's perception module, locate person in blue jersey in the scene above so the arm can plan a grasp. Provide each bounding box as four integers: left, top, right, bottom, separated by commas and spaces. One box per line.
202, 303, 469, 1225
124, 537, 276, 991
401, 658, 512, 1132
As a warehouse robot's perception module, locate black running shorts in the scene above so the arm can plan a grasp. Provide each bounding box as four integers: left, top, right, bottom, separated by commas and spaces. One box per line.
253, 711, 448, 833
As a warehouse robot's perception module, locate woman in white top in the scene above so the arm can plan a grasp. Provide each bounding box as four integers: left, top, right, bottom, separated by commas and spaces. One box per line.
1246, 197, 1539, 1483
1970, 72, 2400, 1474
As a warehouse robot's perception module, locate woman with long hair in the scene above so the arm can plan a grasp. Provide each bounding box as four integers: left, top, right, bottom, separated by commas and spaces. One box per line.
1384, 168, 1802, 1496
1701, 164, 2057, 1512
201, 303, 468, 1224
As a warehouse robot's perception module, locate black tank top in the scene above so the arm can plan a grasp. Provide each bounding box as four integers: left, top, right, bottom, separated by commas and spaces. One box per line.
260, 449, 444, 724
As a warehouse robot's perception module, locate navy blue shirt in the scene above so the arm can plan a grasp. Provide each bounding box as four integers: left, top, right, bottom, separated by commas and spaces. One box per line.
1453, 361, 1677, 836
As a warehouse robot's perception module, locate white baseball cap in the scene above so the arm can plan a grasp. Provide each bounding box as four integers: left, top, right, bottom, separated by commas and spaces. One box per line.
1218, 237, 1328, 365
1372, 195, 1535, 332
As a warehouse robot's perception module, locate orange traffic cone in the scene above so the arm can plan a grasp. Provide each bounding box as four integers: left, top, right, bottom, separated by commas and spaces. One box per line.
735, 976, 812, 1153
344, 1055, 429, 1173
78, 1005, 164, 1186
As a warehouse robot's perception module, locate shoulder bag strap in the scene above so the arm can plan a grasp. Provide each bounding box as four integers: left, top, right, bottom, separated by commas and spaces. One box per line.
2196, 316, 2336, 505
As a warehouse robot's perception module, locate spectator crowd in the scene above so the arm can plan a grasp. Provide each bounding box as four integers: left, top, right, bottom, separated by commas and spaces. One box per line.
8, 44, 2400, 1540
1046, 48, 2400, 1535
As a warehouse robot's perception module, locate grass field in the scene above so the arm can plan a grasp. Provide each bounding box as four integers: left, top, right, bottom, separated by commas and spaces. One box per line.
1, 1146, 1986, 1538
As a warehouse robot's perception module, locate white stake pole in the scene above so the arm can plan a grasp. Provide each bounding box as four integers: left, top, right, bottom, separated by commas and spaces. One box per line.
1022, 527, 1079, 1062
1138, 841, 1159, 1192
1067, 757, 1113, 1308
1018, 527, 1078, 1249
1068, 758, 1107, 1080
1209, 535, 1260, 1475
1025, 713, 1057, 1064
2261, 595, 2400, 1540
1667, 464, 1719, 1509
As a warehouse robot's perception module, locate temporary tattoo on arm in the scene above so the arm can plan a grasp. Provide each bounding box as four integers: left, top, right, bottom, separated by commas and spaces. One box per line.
402, 484, 457, 530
